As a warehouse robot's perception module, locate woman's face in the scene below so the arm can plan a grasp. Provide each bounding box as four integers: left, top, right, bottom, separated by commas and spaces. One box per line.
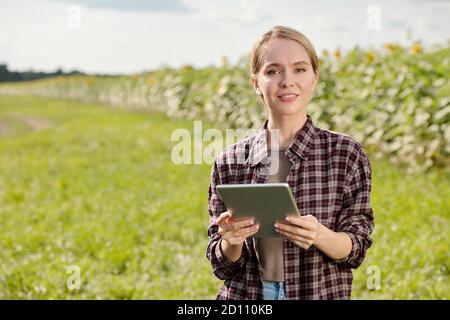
252, 38, 318, 117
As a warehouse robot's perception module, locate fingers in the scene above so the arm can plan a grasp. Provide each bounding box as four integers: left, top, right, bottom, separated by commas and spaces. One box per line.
283, 215, 317, 230
219, 221, 260, 241
274, 221, 315, 240
230, 218, 256, 231
276, 228, 313, 249
275, 216, 317, 249
217, 211, 256, 230
216, 211, 232, 225
227, 223, 260, 242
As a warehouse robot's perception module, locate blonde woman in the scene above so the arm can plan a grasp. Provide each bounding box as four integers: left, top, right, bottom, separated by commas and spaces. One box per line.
206, 26, 374, 300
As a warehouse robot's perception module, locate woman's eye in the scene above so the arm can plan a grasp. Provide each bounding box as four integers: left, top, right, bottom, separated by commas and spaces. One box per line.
267, 69, 279, 75
296, 68, 306, 73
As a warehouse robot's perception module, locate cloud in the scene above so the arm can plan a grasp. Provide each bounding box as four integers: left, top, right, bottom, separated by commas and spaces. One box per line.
312, 12, 356, 32
2, 0, 449, 73
185, 0, 273, 26
47, 0, 190, 13
385, 15, 408, 30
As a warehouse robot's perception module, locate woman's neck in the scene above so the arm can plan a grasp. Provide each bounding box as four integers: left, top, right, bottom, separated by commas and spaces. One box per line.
267, 111, 307, 150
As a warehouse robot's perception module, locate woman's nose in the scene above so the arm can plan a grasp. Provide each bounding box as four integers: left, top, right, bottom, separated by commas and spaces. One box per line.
280, 71, 295, 87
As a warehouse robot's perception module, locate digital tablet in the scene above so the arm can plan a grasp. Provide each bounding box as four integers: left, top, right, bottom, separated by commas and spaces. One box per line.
216, 183, 300, 238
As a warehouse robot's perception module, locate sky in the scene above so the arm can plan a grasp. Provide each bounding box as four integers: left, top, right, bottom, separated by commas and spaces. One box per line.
1, 0, 449, 74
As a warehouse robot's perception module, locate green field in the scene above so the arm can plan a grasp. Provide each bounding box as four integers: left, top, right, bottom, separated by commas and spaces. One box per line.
0, 95, 448, 299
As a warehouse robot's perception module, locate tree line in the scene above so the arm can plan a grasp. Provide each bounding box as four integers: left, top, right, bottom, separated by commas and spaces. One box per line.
0, 64, 85, 82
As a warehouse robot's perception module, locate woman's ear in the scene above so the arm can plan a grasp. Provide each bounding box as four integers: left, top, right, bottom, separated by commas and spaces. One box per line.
251, 74, 261, 95
311, 71, 319, 93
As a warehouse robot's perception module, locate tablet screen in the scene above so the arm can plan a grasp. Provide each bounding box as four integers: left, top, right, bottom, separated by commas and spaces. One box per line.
216, 183, 300, 238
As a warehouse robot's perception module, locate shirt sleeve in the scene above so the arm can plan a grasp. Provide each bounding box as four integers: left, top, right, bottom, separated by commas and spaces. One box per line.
334, 146, 375, 269
206, 160, 249, 280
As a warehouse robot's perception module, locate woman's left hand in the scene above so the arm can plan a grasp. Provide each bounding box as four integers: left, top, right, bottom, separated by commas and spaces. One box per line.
274, 214, 324, 250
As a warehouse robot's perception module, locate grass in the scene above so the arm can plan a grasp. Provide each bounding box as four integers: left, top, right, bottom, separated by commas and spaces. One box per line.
0, 95, 448, 299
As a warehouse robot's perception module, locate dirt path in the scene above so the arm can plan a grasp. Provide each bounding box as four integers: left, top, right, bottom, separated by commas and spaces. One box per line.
21, 117, 51, 131
0, 120, 10, 136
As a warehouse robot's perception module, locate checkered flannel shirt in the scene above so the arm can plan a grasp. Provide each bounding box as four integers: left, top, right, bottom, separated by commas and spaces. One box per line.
206, 115, 374, 299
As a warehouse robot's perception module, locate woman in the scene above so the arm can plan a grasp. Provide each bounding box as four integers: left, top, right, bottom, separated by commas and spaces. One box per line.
206, 26, 374, 300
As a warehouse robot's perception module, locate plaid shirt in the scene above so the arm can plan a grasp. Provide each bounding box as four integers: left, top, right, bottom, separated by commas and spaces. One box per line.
206, 115, 374, 300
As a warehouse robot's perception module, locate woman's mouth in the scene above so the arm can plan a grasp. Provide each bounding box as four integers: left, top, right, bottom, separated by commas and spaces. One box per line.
277, 94, 298, 103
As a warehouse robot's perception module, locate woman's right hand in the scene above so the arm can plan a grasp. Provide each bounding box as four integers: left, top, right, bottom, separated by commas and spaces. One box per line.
216, 211, 260, 246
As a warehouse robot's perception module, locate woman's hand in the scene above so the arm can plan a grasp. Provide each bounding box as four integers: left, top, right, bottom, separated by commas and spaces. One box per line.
217, 211, 260, 246
274, 214, 324, 250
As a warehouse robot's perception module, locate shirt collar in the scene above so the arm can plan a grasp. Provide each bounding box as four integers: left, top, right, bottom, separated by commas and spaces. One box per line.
249, 114, 316, 167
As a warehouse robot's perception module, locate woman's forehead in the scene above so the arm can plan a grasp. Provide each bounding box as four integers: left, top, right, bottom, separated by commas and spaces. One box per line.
261, 38, 310, 66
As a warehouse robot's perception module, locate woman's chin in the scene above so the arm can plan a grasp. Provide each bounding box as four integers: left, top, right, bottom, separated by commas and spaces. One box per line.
268, 105, 306, 117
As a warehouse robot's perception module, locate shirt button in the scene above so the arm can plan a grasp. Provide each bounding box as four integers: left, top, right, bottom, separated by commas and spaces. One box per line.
288, 275, 295, 284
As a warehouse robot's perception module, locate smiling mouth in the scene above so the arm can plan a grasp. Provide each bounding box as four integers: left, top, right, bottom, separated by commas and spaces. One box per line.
277, 94, 298, 103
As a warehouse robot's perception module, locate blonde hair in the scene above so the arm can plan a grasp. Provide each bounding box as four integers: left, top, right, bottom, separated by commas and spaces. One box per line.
250, 26, 319, 76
